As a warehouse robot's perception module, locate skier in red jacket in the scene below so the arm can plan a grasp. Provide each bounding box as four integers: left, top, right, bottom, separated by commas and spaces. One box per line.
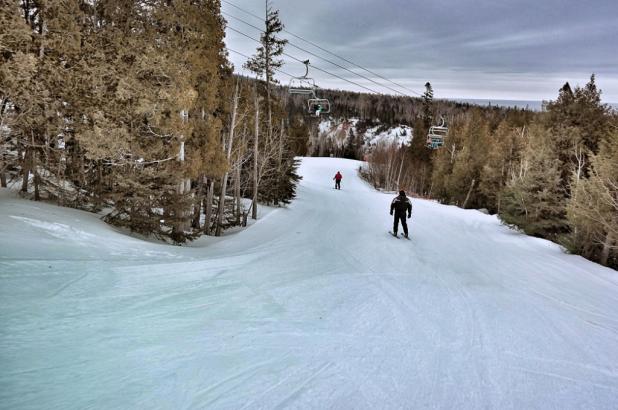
333, 171, 342, 190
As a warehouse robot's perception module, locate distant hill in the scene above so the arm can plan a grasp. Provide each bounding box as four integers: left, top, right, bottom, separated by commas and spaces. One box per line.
272, 83, 536, 127
310, 117, 412, 158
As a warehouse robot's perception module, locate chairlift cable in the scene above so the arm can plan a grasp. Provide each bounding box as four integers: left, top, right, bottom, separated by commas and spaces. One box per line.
226, 26, 385, 95
227, 47, 296, 79
229, 48, 330, 117
221, 0, 423, 96
223, 11, 414, 98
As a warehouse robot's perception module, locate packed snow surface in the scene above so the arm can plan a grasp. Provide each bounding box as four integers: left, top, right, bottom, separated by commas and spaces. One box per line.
1, 157, 618, 409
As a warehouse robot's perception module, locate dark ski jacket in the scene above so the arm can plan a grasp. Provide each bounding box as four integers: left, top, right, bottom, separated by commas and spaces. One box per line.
334, 172, 342, 181
390, 194, 412, 216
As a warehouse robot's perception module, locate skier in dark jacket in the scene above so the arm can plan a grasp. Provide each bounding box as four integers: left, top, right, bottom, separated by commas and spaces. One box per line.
333, 171, 342, 189
390, 190, 412, 238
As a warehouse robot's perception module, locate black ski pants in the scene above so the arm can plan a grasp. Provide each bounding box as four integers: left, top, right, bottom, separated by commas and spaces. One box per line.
335, 180, 341, 189
393, 212, 408, 235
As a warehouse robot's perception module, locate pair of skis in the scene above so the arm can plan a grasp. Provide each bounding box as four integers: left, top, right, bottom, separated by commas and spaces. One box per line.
389, 231, 410, 240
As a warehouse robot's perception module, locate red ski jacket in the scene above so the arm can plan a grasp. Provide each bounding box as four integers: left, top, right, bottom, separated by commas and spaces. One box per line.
334, 172, 342, 181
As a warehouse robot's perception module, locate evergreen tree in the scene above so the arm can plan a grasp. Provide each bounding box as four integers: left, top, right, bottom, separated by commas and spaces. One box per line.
445, 110, 490, 207
478, 121, 524, 213
547, 76, 610, 155
405, 114, 433, 195
0, 0, 34, 187
287, 115, 310, 156
499, 124, 568, 238
422, 82, 433, 127
343, 127, 358, 159
546, 75, 611, 187
243, 2, 287, 142
430, 109, 489, 207
1, 0, 232, 242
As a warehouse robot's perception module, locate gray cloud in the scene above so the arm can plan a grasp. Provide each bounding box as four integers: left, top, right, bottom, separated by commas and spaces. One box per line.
223, 0, 618, 101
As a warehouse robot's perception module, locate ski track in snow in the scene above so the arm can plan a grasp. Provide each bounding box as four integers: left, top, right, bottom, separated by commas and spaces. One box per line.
1, 157, 618, 409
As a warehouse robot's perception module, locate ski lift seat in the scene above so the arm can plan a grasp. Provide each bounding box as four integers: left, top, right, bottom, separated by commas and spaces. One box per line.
288, 78, 316, 94
287, 59, 333, 116
308, 98, 331, 115
426, 136, 444, 149
426, 123, 448, 149
428, 125, 448, 138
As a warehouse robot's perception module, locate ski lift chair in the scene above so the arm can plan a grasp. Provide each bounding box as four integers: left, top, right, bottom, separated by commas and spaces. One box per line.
288, 59, 316, 94
426, 117, 448, 149
308, 98, 331, 116
288, 77, 317, 94
426, 134, 445, 149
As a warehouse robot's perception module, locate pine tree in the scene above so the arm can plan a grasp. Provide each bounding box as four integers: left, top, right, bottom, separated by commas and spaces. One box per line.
255, 103, 301, 206
287, 115, 310, 156
545, 75, 611, 188
422, 82, 433, 127
242, 5, 299, 209
430, 109, 489, 207
446, 111, 490, 207
243, 2, 287, 142
0, 1, 34, 187
343, 127, 358, 159
499, 124, 568, 238
478, 120, 524, 213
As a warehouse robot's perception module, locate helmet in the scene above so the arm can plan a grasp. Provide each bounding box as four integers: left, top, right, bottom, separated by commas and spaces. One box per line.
399, 190, 406, 196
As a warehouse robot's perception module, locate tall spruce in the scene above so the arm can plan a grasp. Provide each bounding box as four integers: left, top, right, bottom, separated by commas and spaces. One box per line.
243, 4, 298, 209
422, 82, 433, 127
478, 121, 524, 213
243, 1, 287, 143
2, 0, 231, 242
499, 124, 568, 238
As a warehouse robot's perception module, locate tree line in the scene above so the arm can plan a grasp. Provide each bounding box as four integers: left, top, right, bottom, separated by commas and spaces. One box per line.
1, 0, 299, 243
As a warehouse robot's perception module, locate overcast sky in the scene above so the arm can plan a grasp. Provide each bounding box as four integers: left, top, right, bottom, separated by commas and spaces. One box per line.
223, 0, 618, 102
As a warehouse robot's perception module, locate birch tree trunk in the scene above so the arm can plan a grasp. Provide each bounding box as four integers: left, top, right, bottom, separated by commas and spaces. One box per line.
33, 148, 40, 201
174, 126, 191, 236
396, 156, 404, 189
278, 118, 284, 167
95, 160, 103, 209
277, 118, 285, 201
21, 146, 30, 193
234, 161, 241, 225
192, 176, 204, 229
462, 178, 476, 209
600, 231, 614, 267
204, 179, 214, 235
252, 87, 259, 220
215, 81, 240, 236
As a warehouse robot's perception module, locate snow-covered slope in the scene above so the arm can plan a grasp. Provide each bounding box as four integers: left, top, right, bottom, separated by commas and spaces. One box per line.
1, 157, 618, 409
314, 118, 412, 151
